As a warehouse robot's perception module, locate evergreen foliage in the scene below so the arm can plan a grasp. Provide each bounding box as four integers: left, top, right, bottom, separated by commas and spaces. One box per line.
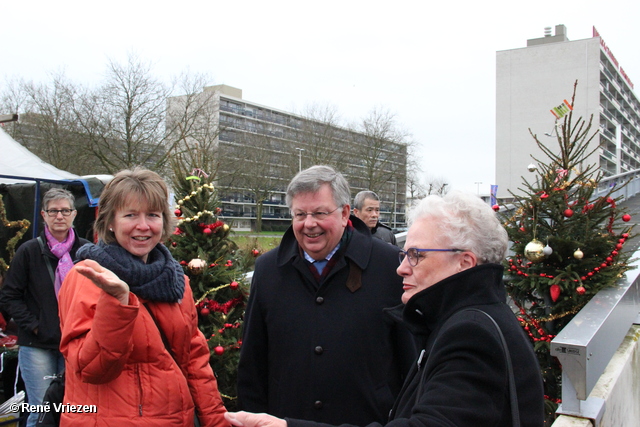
168, 152, 250, 411
498, 81, 635, 422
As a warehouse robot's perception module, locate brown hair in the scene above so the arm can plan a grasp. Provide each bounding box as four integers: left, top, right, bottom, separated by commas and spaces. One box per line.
95, 168, 173, 244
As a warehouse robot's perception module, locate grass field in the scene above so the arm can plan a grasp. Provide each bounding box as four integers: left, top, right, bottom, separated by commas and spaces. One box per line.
231, 231, 284, 254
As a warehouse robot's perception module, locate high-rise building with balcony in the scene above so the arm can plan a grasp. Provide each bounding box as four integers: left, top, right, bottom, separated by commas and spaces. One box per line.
495, 25, 640, 201
168, 85, 407, 231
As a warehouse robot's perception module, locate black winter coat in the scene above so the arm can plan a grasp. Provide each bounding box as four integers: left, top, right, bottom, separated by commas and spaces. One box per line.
0, 231, 88, 349
238, 216, 416, 425
371, 222, 397, 246
287, 263, 544, 427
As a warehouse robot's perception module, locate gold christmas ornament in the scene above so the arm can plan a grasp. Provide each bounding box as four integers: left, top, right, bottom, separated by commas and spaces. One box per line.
524, 239, 545, 263
188, 258, 207, 275
573, 249, 584, 260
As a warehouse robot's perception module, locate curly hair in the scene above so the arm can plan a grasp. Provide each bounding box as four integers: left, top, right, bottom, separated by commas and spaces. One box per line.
408, 190, 507, 264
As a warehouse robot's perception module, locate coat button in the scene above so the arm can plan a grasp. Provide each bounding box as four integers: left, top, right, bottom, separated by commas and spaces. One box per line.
314, 346, 323, 354
316, 296, 324, 304
314, 400, 323, 409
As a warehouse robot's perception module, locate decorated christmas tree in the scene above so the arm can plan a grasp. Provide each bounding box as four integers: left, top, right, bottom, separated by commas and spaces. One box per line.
498, 81, 635, 422
168, 154, 250, 410
0, 194, 31, 274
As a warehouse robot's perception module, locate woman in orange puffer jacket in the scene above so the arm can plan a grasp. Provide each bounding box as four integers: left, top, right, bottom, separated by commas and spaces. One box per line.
58, 168, 229, 427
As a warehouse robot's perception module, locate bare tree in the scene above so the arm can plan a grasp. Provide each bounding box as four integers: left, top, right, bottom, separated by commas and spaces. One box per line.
72, 53, 176, 174
166, 74, 223, 181
349, 106, 410, 193
292, 103, 348, 174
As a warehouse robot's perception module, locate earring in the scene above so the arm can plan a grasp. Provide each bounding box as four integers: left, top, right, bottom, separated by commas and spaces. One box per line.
109, 228, 113, 232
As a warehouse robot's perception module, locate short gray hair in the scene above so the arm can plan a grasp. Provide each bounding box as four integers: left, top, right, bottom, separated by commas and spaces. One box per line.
408, 190, 508, 264
353, 191, 379, 210
286, 165, 351, 209
42, 188, 75, 211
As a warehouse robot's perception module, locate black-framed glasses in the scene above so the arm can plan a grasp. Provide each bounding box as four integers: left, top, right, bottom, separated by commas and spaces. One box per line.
44, 209, 75, 217
292, 207, 341, 222
398, 248, 465, 267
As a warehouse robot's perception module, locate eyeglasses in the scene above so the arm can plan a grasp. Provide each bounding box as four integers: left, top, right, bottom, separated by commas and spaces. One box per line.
398, 248, 465, 267
292, 207, 341, 222
44, 209, 75, 217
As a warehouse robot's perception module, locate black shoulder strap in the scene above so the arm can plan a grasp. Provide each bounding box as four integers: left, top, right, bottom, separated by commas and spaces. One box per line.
37, 236, 56, 284
412, 308, 520, 427
464, 309, 521, 427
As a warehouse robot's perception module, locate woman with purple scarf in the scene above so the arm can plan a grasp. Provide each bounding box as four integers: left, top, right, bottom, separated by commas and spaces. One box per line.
0, 188, 89, 427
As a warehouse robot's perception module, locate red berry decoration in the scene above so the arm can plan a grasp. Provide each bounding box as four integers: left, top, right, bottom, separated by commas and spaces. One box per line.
576, 286, 586, 295
622, 214, 631, 222
214, 346, 224, 355
203, 228, 212, 235
200, 307, 210, 316
563, 209, 574, 218
174, 209, 182, 216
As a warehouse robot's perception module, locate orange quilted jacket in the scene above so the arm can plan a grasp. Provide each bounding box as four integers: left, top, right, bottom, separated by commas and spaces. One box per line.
58, 261, 229, 427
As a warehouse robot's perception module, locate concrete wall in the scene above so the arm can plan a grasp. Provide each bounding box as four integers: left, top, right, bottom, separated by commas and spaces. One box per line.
552, 324, 640, 426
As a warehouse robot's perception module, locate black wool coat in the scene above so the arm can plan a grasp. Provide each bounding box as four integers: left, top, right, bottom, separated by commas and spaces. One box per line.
237, 216, 417, 425
287, 263, 544, 427
0, 231, 89, 349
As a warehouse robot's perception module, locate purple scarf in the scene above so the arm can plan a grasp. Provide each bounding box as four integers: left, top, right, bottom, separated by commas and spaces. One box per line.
44, 225, 76, 299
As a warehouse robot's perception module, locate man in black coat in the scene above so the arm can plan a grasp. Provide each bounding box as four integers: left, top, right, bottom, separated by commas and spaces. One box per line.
352, 190, 397, 246
228, 190, 544, 427
237, 166, 416, 426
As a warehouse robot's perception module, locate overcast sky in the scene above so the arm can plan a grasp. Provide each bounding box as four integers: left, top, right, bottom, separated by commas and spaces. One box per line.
3, 0, 639, 194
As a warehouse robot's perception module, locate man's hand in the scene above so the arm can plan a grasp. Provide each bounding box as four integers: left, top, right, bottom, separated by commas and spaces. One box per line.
75, 259, 130, 305
225, 411, 287, 427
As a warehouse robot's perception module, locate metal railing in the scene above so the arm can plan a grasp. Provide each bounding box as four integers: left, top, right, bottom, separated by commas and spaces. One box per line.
550, 257, 640, 424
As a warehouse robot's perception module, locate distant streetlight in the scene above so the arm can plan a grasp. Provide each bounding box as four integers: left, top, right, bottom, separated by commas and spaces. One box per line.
295, 148, 305, 172
474, 181, 482, 195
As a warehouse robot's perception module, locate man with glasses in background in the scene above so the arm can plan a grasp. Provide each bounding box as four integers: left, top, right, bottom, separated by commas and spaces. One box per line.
352, 190, 397, 246
0, 188, 89, 427
237, 165, 416, 426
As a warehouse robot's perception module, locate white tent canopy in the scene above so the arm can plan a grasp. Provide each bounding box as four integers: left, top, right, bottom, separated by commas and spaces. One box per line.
0, 126, 79, 185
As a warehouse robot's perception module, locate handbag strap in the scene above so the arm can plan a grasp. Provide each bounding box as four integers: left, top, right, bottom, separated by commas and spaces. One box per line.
413, 308, 521, 427
37, 237, 56, 284
465, 309, 521, 427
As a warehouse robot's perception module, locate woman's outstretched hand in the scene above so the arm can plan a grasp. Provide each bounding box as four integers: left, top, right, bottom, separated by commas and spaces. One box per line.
225, 412, 287, 427
75, 259, 130, 305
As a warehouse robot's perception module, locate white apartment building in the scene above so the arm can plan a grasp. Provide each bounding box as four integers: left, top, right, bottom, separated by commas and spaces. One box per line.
496, 25, 640, 201
169, 85, 407, 231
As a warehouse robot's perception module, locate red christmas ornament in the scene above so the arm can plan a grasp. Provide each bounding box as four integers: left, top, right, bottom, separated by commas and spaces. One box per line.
171, 242, 177, 247
174, 209, 182, 217
576, 286, 586, 295
203, 228, 212, 235
492, 204, 499, 212
230, 281, 239, 290
200, 307, 210, 316
563, 209, 574, 218
550, 284, 561, 302
622, 214, 631, 222
214, 346, 224, 355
